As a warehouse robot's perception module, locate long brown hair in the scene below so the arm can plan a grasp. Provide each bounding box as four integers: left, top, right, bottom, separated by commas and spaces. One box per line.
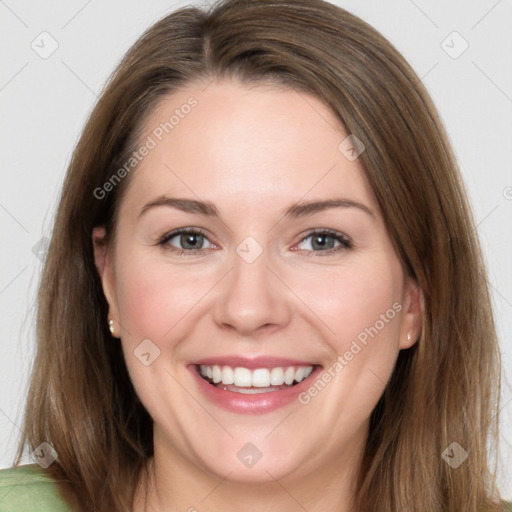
17, 0, 503, 510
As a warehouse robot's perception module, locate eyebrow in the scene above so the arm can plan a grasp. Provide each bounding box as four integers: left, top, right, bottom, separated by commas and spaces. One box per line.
283, 198, 375, 220
139, 196, 220, 218
138, 196, 375, 220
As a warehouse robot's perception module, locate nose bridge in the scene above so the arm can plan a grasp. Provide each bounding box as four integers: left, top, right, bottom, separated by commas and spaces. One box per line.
212, 238, 291, 334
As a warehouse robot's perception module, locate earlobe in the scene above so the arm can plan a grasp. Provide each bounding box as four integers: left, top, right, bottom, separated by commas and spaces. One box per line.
399, 278, 423, 350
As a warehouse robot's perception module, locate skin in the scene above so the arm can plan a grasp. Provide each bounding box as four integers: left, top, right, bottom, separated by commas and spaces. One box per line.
93, 78, 422, 512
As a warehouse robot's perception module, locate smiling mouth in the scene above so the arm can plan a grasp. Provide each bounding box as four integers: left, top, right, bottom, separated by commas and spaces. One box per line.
197, 364, 315, 394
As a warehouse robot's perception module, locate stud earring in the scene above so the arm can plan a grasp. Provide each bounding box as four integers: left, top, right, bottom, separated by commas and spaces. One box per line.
108, 319, 116, 336
407, 332, 412, 343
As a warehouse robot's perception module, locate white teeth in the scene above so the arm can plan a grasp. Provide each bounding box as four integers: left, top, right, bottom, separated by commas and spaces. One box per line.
222, 386, 281, 394
284, 367, 295, 385
199, 364, 314, 387
221, 365, 234, 385
212, 365, 222, 383
295, 367, 305, 382
252, 368, 270, 387
270, 367, 285, 386
233, 367, 252, 387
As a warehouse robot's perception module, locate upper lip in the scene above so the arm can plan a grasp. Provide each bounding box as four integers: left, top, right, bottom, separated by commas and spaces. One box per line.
189, 356, 319, 369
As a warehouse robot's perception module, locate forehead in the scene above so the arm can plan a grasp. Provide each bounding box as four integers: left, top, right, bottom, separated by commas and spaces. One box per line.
119, 78, 377, 218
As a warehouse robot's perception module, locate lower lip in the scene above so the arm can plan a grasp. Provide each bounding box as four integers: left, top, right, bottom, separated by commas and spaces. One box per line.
189, 365, 322, 414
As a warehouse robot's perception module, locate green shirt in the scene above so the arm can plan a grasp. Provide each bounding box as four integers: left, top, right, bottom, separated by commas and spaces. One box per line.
0, 465, 73, 511
1, 464, 512, 511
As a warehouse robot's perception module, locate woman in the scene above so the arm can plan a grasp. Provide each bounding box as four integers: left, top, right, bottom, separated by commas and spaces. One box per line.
0, 0, 509, 510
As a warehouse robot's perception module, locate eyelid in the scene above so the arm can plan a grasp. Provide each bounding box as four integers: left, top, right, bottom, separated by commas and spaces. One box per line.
157, 227, 219, 256
299, 228, 350, 241
292, 228, 353, 255
156, 227, 352, 256
158, 227, 211, 245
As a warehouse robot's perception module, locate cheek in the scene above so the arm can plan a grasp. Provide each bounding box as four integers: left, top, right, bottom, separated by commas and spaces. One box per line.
113, 250, 211, 346
339, 268, 400, 344
292, 254, 404, 350
112, 252, 207, 422
294, 257, 404, 427
334, 258, 404, 373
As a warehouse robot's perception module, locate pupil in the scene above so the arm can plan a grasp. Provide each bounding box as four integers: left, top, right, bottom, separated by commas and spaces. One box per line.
181, 233, 202, 249
312, 234, 333, 250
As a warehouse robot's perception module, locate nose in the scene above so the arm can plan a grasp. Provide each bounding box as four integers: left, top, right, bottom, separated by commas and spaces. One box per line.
212, 248, 292, 336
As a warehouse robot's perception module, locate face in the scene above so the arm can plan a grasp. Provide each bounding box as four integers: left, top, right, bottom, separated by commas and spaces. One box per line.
94, 78, 421, 485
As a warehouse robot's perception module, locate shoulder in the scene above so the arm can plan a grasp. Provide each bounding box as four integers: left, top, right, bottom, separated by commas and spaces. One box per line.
0, 464, 75, 511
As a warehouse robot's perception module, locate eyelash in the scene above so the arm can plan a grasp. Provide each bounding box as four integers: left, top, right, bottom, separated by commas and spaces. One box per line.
295, 228, 352, 256
157, 228, 353, 257
157, 228, 212, 256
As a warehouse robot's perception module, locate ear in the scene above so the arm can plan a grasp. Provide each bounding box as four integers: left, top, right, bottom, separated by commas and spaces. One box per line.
399, 276, 423, 349
92, 226, 119, 328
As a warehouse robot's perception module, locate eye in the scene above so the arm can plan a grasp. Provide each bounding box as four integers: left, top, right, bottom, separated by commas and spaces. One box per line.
295, 229, 352, 255
158, 228, 214, 254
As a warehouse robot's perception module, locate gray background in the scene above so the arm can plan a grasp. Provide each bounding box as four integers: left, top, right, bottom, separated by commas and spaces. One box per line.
1, 0, 511, 500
